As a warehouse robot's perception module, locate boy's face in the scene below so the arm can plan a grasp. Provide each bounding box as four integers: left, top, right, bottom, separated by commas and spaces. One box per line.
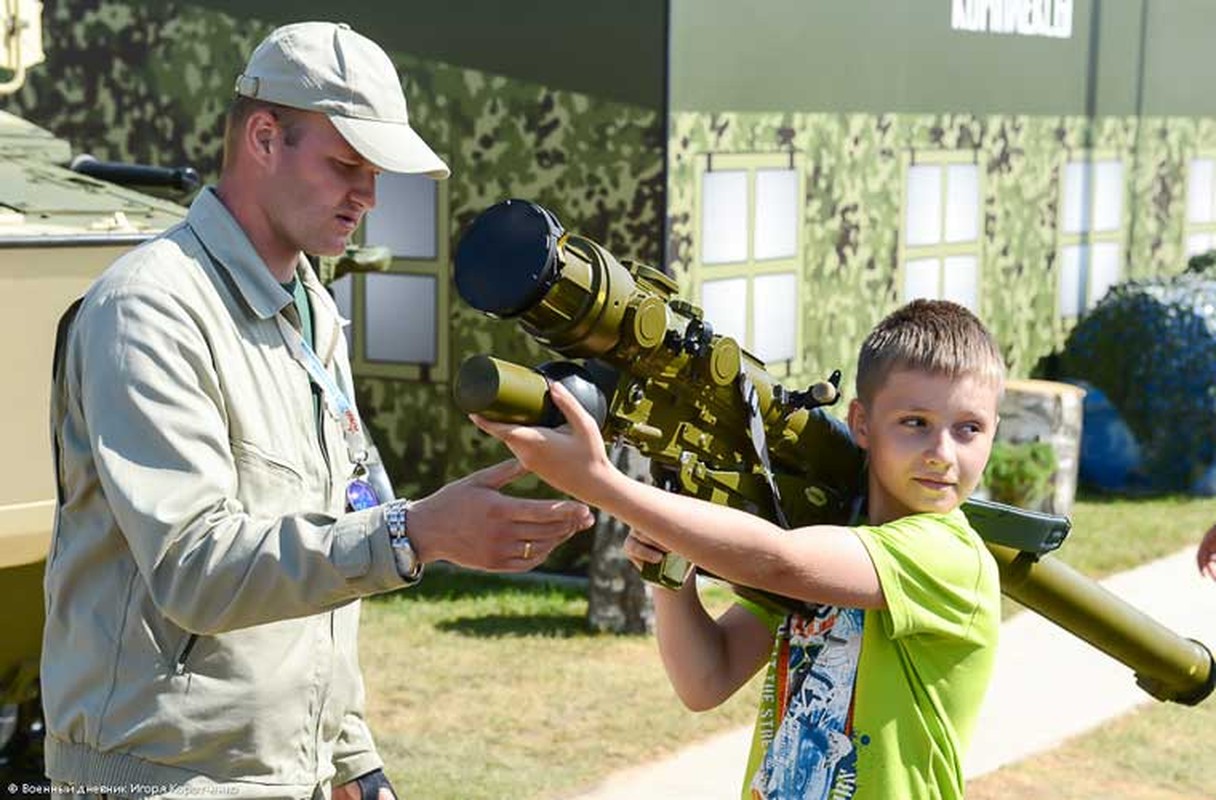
848, 368, 1000, 525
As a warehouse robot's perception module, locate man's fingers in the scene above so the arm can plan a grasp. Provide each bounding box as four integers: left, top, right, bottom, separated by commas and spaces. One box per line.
467, 457, 529, 489
493, 495, 594, 526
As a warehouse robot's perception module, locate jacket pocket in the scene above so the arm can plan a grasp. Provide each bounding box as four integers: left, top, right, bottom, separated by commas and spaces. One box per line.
230, 438, 308, 517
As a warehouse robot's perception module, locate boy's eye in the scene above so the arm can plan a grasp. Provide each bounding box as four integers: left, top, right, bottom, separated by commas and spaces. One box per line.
956, 421, 984, 437
899, 416, 927, 429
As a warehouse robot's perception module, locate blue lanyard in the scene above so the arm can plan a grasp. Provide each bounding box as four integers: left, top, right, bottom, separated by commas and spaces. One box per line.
275, 313, 369, 468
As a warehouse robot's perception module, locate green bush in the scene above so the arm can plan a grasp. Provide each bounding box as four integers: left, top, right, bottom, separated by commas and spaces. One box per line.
984, 440, 1057, 509
1185, 249, 1216, 277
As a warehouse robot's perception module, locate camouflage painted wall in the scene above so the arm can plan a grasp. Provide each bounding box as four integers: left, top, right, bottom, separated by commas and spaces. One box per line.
365, 68, 662, 498
14, 2, 1211, 495
3, 0, 269, 177
2, 0, 664, 496
666, 111, 1216, 407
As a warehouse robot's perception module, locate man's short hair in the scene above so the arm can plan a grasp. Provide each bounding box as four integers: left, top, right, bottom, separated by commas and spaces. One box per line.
221, 95, 305, 169
855, 299, 1005, 405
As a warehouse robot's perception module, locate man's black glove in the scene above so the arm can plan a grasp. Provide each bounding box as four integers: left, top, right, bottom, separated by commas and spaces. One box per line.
355, 768, 397, 800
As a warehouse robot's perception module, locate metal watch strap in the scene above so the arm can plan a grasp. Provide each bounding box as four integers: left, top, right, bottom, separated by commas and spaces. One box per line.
385, 499, 423, 584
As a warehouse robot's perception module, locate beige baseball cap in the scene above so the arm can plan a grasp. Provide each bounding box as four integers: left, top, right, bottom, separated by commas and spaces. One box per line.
235, 21, 449, 179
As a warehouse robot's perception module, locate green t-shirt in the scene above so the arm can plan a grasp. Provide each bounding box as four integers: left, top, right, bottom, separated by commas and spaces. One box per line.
739, 509, 1000, 800
281, 275, 322, 424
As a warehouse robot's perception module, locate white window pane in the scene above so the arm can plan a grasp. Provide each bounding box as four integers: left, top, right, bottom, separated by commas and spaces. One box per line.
700, 277, 748, 346
1187, 233, 1213, 256
1188, 159, 1215, 224
752, 273, 797, 363
944, 164, 980, 244
1091, 161, 1124, 232
1059, 245, 1084, 317
904, 257, 940, 302
1062, 161, 1088, 234
905, 165, 942, 246
754, 169, 799, 260
364, 173, 437, 258
942, 255, 979, 310
364, 273, 437, 364
702, 170, 748, 264
1087, 242, 1120, 306
330, 274, 354, 350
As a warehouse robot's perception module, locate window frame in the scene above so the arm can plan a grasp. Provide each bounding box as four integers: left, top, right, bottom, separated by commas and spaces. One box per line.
348, 170, 451, 382
1184, 152, 1216, 258
1055, 149, 1126, 321
692, 151, 805, 378
897, 148, 985, 313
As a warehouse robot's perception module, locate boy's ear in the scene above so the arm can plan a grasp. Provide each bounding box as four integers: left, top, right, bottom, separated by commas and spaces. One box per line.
847, 398, 869, 449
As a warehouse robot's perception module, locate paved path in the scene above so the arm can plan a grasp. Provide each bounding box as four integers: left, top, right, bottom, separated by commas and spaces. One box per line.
566, 547, 1216, 800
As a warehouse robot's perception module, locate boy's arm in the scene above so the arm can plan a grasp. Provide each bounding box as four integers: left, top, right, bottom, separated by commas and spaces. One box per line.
628, 531, 774, 711
473, 384, 886, 609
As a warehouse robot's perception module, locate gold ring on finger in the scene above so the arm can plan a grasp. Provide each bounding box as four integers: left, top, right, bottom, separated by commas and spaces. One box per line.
522, 540, 534, 560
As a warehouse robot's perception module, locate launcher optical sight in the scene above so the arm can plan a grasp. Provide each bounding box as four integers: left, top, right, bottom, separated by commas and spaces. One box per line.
453, 198, 1214, 706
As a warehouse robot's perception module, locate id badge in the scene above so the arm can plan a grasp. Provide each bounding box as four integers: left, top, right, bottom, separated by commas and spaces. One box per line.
346, 477, 381, 511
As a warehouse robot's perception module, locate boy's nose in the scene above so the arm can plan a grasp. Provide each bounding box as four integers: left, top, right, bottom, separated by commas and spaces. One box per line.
925, 430, 955, 465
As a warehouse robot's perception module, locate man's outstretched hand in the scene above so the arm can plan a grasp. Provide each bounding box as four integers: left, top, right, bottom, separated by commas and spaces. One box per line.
406, 456, 595, 571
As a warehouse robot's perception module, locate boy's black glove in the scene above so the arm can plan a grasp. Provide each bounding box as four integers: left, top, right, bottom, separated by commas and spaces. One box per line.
355, 768, 397, 800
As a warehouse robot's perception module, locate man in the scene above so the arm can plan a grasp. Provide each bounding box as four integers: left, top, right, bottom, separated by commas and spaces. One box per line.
44, 21, 592, 799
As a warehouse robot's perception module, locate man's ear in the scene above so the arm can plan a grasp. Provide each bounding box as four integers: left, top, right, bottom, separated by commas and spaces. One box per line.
245, 109, 278, 166
847, 398, 869, 449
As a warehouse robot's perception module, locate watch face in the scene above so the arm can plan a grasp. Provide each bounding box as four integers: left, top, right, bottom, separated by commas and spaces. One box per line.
390, 531, 422, 582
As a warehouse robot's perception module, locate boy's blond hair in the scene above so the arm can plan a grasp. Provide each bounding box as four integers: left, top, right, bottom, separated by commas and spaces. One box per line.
855, 299, 1005, 406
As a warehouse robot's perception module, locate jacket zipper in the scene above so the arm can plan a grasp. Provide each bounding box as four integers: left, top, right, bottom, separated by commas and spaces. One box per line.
174, 633, 198, 675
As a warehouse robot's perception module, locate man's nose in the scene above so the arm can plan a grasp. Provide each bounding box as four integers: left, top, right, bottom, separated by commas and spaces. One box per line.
351, 171, 377, 210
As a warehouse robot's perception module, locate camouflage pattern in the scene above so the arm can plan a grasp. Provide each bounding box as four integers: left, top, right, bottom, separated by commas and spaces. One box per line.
377, 56, 663, 498
3, 0, 664, 498
667, 111, 1216, 405
10, 0, 1216, 496
4, 0, 271, 178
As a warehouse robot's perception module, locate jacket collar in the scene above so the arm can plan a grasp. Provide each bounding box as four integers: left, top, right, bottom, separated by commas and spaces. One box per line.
186, 187, 344, 364
186, 186, 295, 321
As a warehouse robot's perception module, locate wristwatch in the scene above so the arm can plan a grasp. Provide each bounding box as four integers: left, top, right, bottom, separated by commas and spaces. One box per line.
384, 499, 423, 584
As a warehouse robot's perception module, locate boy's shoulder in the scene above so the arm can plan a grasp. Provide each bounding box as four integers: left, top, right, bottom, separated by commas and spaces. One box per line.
859, 507, 979, 543
854, 508, 997, 593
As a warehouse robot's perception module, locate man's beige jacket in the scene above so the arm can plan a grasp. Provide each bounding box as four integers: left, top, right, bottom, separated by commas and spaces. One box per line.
45, 188, 408, 796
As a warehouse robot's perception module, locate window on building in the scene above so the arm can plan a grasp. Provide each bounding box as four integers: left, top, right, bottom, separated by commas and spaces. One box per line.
339, 170, 449, 382
1186, 157, 1216, 257
696, 152, 803, 376
899, 153, 983, 312
1058, 156, 1124, 318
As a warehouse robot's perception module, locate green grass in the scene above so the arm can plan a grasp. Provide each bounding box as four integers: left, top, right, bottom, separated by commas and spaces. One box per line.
360, 571, 760, 800
1055, 493, 1216, 577
360, 493, 1216, 799
1000, 493, 1216, 618
968, 684, 1216, 799
974, 491, 1216, 799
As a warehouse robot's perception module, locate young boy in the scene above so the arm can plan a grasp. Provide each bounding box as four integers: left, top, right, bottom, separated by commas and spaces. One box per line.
474, 299, 1004, 799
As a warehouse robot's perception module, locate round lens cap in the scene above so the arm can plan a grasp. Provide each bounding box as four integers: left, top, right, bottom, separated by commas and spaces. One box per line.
454, 199, 563, 317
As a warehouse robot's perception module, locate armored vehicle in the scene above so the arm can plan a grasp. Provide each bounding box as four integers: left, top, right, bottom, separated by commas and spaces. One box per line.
0, 1, 189, 776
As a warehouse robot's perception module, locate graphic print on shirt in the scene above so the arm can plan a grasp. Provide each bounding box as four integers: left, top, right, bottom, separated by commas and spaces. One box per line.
750, 605, 865, 800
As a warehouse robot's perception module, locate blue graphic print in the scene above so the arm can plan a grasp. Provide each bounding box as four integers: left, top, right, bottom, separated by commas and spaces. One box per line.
750, 606, 865, 799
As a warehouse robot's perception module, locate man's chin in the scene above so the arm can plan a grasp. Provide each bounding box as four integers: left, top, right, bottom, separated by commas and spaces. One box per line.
306, 241, 350, 258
